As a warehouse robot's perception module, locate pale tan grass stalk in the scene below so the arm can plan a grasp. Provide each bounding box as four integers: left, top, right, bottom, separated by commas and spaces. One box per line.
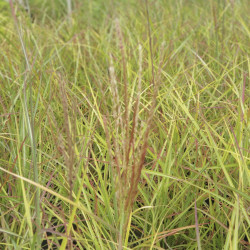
115, 18, 129, 172
108, 54, 122, 171
134, 44, 143, 147
109, 54, 122, 128
66, 0, 72, 24
124, 44, 143, 185
195, 199, 202, 250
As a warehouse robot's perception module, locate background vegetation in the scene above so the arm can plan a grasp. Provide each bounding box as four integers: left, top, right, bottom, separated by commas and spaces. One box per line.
0, 0, 249, 249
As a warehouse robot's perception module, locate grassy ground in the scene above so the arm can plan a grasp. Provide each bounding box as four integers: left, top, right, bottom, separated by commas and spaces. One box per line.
0, 0, 249, 249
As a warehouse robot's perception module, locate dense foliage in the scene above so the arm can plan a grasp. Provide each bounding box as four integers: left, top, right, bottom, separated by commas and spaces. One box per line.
0, 0, 249, 249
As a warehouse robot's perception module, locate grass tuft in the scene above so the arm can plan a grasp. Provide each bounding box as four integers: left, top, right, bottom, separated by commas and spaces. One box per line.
0, 0, 249, 249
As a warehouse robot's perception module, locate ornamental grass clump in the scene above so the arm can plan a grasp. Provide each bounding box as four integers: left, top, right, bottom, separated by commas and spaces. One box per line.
0, 0, 249, 249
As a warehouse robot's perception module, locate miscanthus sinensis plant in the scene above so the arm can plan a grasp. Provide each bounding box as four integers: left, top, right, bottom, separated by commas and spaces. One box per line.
0, 0, 249, 249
